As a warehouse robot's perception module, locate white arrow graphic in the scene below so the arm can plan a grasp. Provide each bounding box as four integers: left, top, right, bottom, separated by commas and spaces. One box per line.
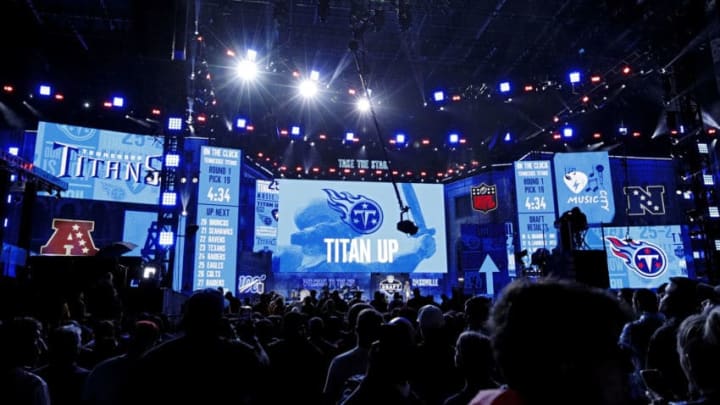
479, 254, 500, 295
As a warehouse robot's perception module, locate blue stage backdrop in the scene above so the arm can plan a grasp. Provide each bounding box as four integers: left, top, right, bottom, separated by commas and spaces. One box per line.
32, 121, 163, 204
274, 179, 447, 273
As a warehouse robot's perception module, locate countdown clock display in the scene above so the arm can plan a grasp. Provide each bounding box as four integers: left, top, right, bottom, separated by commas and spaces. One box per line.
194, 146, 241, 292
514, 160, 558, 258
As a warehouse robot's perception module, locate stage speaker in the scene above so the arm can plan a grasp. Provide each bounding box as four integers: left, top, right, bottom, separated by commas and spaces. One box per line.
572, 250, 609, 289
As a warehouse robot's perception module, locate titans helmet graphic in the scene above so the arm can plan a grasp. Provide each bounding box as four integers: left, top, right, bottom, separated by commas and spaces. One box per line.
605, 236, 668, 279
323, 188, 383, 234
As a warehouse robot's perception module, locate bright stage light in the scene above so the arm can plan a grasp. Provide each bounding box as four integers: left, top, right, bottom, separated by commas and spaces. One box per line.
395, 133, 406, 144
167, 117, 183, 131
236, 118, 247, 129
310, 70, 320, 81
499, 82, 511, 93
112, 97, 125, 107
448, 132, 460, 144
38, 85, 52, 96
345, 132, 355, 141
143, 265, 157, 279
299, 80, 318, 98
291, 126, 301, 136
433, 91, 445, 102
159, 231, 174, 246
504, 132, 512, 142
164, 154, 180, 167
356, 97, 370, 112
569, 71, 581, 84
161, 192, 177, 206
562, 127, 574, 138
236, 59, 258, 81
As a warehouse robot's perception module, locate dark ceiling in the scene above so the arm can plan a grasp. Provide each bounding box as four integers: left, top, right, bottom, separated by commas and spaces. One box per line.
1, 0, 719, 180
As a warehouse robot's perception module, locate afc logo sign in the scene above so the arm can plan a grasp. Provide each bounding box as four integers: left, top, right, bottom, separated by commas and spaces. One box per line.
624, 185, 666, 216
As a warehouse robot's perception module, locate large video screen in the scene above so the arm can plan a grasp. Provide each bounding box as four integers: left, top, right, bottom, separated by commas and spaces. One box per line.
275, 180, 447, 273
584, 225, 691, 289
32, 121, 163, 204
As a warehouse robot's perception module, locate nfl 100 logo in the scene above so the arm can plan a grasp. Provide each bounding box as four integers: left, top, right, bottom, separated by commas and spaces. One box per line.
471, 183, 497, 213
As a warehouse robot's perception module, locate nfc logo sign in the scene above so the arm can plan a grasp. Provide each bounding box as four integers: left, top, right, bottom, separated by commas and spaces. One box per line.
624, 185, 666, 215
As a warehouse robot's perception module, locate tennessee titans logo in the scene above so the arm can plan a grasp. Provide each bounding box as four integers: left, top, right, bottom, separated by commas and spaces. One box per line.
323, 189, 383, 234
605, 236, 667, 278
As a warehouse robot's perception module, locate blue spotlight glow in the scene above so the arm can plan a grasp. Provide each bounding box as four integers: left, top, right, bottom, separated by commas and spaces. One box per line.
112, 96, 125, 107
167, 117, 183, 131
395, 133, 406, 144
291, 126, 301, 136
236, 118, 247, 129
569, 71, 581, 84
38, 85, 52, 96
448, 132, 460, 144
345, 132, 355, 141
164, 154, 180, 167
159, 231, 174, 246
433, 91, 445, 102
499, 82, 511, 93
562, 126, 574, 138
504, 132, 512, 142
161, 192, 177, 206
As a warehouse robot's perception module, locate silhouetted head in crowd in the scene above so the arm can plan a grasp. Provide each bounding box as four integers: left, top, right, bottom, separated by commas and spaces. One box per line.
282, 310, 307, 341
347, 302, 372, 332
355, 308, 384, 348
490, 278, 633, 405
417, 304, 445, 341
367, 316, 416, 383
677, 306, 720, 399
128, 320, 160, 357
659, 276, 699, 319
181, 288, 225, 338
464, 295, 492, 332
47, 323, 83, 366
696, 282, 720, 314
455, 330, 496, 385
0, 317, 44, 369
632, 288, 659, 314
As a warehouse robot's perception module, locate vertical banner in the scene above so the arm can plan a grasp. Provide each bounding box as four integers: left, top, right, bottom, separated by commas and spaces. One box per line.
194, 146, 241, 292
514, 160, 557, 261
553, 151, 615, 224
253, 179, 279, 252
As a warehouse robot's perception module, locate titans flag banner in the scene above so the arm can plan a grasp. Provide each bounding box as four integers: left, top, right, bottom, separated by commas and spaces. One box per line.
274, 179, 447, 273
32, 121, 163, 204
553, 151, 615, 224
40, 218, 99, 256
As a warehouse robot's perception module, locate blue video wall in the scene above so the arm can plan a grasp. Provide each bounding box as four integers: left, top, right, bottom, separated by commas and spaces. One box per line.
584, 225, 692, 289
32, 121, 163, 204
274, 179, 447, 273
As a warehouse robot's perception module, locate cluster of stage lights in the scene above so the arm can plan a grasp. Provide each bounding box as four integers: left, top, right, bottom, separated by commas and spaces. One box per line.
1, 83, 165, 119
7, 54, 719, 148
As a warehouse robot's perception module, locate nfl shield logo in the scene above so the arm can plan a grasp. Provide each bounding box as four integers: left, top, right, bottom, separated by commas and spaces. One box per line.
471, 183, 497, 213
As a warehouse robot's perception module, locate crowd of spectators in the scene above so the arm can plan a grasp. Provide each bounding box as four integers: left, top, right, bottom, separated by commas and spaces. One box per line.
1, 267, 720, 405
